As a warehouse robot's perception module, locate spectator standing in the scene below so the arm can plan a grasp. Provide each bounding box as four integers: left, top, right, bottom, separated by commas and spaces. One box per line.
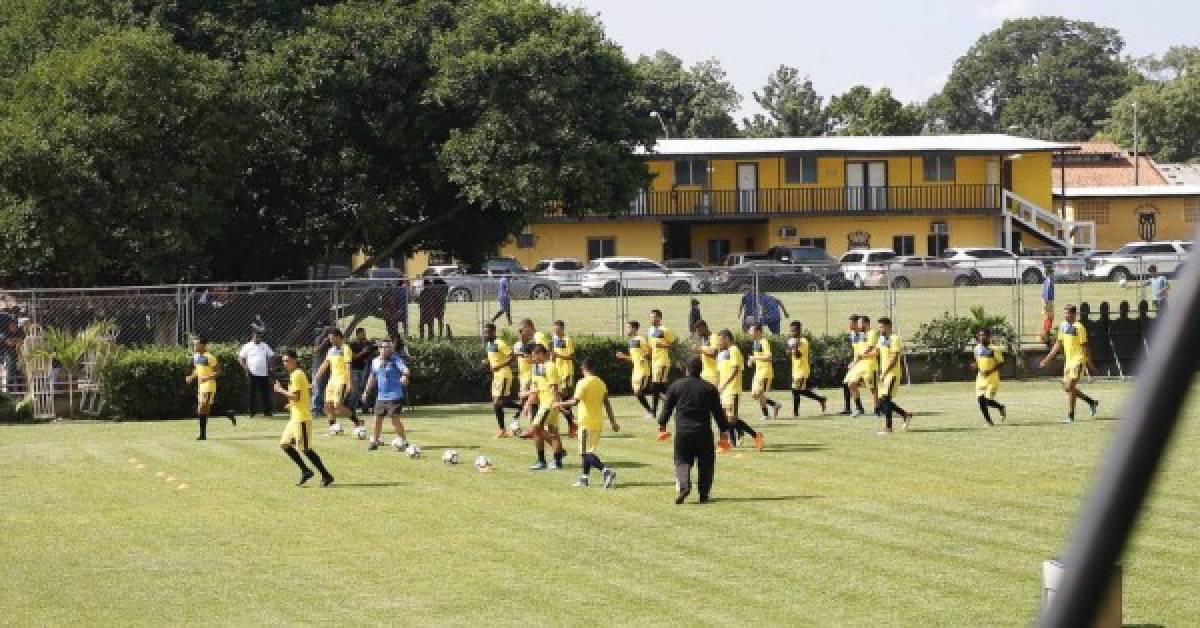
382, 280, 409, 339
491, 275, 513, 326
1041, 269, 1055, 336
758, 292, 788, 335
737, 286, 758, 332
687, 299, 702, 334
238, 328, 275, 417
1144, 265, 1169, 313
349, 328, 377, 411
432, 279, 450, 337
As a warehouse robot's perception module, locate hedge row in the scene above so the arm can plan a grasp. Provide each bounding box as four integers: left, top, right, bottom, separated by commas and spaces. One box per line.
100, 334, 854, 420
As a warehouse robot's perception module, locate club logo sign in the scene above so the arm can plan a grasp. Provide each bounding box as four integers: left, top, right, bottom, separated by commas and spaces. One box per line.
847, 230, 871, 249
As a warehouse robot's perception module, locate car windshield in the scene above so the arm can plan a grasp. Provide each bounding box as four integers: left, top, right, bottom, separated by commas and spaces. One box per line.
585, 261, 604, 271
1182, 243, 1193, 252
841, 253, 863, 263
533, 262, 550, 272
940, 250, 957, 259
1113, 245, 1141, 255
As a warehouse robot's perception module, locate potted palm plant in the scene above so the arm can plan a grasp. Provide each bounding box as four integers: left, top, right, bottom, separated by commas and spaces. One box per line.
31, 322, 117, 418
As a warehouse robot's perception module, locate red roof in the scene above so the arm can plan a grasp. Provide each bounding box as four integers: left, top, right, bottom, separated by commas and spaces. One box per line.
1052, 140, 1166, 187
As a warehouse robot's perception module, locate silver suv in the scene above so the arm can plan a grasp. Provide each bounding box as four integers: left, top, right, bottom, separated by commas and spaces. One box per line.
1085, 241, 1192, 282
533, 258, 585, 295
940, 247, 1044, 284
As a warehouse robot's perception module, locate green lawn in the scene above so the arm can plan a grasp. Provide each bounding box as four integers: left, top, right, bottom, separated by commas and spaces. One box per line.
3, 379, 1197, 625
357, 281, 1149, 340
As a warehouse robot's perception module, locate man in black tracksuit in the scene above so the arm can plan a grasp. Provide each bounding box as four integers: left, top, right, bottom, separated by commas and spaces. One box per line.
657, 356, 733, 504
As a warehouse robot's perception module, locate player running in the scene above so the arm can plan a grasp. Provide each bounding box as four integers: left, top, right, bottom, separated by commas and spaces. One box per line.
314, 328, 364, 437
274, 350, 334, 487
556, 358, 620, 489
646, 309, 676, 416
716, 329, 763, 451
843, 316, 880, 417
1039, 305, 1101, 423
483, 324, 520, 437
691, 320, 720, 387
838, 315, 858, 415
970, 328, 1007, 426
524, 344, 566, 470
616, 320, 654, 419
185, 336, 235, 440
748, 324, 782, 421
361, 340, 411, 451
787, 321, 827, 416
867, 317, 911, 434
551, 320, 579, 438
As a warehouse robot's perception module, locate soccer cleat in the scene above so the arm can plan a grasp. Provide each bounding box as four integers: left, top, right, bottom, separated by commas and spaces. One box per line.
902, 411, 913, 430
529, 461, 548, 471
328, 423, 343, 435
643, 412, 655, 421
656, 431, 671, 443
1088, 400, 1099, 418
984, 418, 994, 427
368, 440, 379, 451
320, 475, 334, 488
353, 425, 367, 440
573, 476, 589, 488
296, 469, 314, 486
999, 405, 1007, 422
495, 429, 508, 439
675, 487, 691, 505
851, 409, 863, 418
227, 412, 237, 426
548, 461, 563, 471
752, 433, 765, 451
1062, 415, 1074, 424
602, 469, 617, 489
877, 428, 893, 436
196, 435, 206, 441
838, 409, 851, 416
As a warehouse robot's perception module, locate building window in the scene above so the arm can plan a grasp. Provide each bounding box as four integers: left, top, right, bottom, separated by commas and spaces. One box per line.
1185, 197, 1200, 223
923, 154, 955, 183
586, 237, 615, 261
927, 221, 949, 257
1073, 200, 1110, 225
892, 235, 915, 256
797, 237, 827, 250
784, 156, 818, 184
674, 159, 709, 186
706, 239, 731, 264
515, 233, 535, 249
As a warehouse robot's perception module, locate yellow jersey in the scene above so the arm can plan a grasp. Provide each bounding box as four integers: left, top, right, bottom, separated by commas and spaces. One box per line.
788, 336, 811, 375
717, 345, 744, 394
485, 338, 513, 378
324, 344, 352, 382
514, 338, 533, 378
532, 361, 561, 407
573, 375, 608, 431
533, 331, 549, 351
876, 334, 903, 379
287, 369, 312, 421
861, 329, 880, 371
647, 325, 675, 368
1059, 322, 1088, 367
751, 338, 774, 378
551, 334, 575, 371
626, 335, 650, 375
192, 352, 218, 393
974, 343, 1003, 375
697, 334, 719, 380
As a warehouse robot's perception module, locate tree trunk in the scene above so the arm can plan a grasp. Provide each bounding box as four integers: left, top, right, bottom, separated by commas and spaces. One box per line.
351, 206, 468, 276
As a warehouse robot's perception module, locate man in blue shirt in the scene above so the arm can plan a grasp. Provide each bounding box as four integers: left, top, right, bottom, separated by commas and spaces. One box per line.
1144, 265, 1169, 313
490, 275, 513, 326
737, 286, 758, 332
1040, 269, 1055, 336
361, 340, 412, 451
758, 292, 788, 335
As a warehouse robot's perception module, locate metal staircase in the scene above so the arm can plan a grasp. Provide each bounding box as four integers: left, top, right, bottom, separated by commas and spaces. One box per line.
1002, 190, 1096, 253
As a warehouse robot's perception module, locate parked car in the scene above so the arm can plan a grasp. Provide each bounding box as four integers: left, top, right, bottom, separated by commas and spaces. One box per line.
838, 249, 898, 285
480, 257, 527, 275
434, 273, 559, 303
721, 252, 769, 266
421, 264, 466, 277
580, 257, 704, 296
1051, 250, 1110, 282
766, 246, 836, 266
533, 258, 585, 295
862, 257, 979, 289
939, 247, 1045, 284
712, 262, 825, 293
1084, 241, 1193, 282
665, 258, 717, 292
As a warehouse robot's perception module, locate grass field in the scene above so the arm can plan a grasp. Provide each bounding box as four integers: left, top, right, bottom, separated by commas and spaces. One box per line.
3, 379, 1197, 625
356, 280, 1149, 341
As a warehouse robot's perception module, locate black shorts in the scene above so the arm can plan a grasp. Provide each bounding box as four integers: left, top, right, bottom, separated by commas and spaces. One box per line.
373, 401, 404, 417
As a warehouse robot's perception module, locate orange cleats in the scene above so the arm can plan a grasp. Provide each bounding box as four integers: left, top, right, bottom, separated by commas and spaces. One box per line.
752, 433, 765, 451
495, 429, 509, 438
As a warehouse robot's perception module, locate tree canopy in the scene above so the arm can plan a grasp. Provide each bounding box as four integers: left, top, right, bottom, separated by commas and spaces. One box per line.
631, 51, 740, 139
742, 66, 826, 138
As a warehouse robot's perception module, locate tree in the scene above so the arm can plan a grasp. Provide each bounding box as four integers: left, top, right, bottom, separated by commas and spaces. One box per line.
827, 85, 925, 136
1103, 61, 1200, 162
1134, 45, 1200, 81
929, 17, 1136, 139
742, 66, 826, 137
632, 51, 741, 138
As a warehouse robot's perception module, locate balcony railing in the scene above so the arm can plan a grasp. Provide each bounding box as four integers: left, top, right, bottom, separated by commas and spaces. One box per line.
542, 184, 1002, 219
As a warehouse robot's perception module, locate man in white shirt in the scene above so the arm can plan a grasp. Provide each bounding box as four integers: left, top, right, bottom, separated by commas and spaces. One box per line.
238, 328, 275, 417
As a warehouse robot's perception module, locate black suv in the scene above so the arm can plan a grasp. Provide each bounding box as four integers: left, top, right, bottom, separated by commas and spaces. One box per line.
712, 261, 825, 293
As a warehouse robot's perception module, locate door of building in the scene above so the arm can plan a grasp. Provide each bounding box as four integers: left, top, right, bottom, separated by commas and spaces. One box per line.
662, 222, 692, 260
867, 161, 887, 209
846, 162, 887, 210
737, 162, 758, 213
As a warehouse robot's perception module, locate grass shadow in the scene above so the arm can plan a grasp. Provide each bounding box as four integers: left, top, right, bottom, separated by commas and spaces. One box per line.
906, 427, 982, 433
419, 445, 482, 451
329, 482, 407, 489
705, 495, 821, 503
209, 435, 281, 441
619, 481, 675, 488
763, 444, 829, 453
604, 461, 650, 469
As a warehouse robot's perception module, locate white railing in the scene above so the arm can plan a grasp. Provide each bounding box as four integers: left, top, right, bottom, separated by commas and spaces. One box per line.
1002, 190, 1096, 253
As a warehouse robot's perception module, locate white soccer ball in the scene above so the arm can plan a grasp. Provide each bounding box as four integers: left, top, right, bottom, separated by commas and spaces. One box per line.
509, 419, 522, 436
391, 437, 407, 452
353, 425, 367, 440
329, 423, 344, 435
405, 444, 421, 459
442, 450, 460, 465
475, 455, 491, 469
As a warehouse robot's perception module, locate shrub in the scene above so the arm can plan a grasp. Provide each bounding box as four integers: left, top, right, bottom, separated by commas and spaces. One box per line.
102, 344, 249, 420
911, 308, 1017, 381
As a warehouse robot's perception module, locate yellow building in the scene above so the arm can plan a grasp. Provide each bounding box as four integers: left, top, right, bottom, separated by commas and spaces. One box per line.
1057, 186, 1200, 251
497, 134, 1089, 269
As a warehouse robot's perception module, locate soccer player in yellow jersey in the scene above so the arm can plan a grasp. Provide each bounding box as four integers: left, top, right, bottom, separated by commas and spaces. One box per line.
514, 321, 535, 402
867, 317, 911, 434
556, 358, 620, 489
646, 309, 676, 416
551, 320, 579, 438
843, 316, 879, 417
482, 324, 520, 437
1039, 304, 1100, 423
748, 324, 782, 421
314, 328, 364, 436
787, 321, 827, 416
523, 344, 565, 470
716, 329, 763, 451
184, 336, 235, 440
274, 350, 334, 487
691, 320, 719, 387
970, 328, 1007, 426
616, 320, 654, 419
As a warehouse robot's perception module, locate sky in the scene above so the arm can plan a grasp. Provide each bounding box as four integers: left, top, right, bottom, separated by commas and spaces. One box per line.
558, 0, 1199, 120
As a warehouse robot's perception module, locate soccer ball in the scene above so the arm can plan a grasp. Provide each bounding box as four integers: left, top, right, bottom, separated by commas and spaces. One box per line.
353, 425, 367, 440
474, 455, 492, 469
509, 419, 522, 437
404, 444, 421, 459
442, 450, 460, 465
391, 437, 407, 452
329, 423, 344, 436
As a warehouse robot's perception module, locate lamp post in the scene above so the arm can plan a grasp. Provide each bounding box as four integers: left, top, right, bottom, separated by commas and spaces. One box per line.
649, 111, 669, 139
